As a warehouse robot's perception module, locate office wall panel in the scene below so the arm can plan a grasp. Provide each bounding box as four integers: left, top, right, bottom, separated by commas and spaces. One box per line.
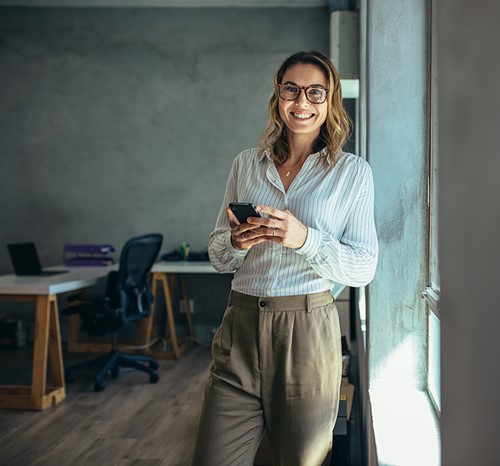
0, 7, 328, 266
0, 6, 328, 337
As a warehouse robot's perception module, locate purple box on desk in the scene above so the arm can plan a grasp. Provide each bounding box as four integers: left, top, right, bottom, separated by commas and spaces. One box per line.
63, 244, 115, 266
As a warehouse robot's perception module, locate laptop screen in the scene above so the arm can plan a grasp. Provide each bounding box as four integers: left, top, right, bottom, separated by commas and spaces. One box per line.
7, 242, 43, 275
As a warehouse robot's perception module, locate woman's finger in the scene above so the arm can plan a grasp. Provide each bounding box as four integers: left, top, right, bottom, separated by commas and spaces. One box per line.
247, 216, 282, 229
255, 205, 287, 219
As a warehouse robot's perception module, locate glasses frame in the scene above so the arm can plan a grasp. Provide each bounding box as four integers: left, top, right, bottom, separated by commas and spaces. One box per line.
277, 83, 329, 104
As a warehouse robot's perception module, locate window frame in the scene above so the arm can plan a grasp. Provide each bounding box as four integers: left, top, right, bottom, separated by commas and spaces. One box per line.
423, 0, 440, 416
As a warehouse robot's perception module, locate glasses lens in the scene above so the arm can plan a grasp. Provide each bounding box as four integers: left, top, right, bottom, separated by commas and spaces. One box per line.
306, 87, 327, 104
279, 84, 300, 100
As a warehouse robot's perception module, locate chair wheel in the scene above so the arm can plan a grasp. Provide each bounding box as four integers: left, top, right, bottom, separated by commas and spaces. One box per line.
94, 381, 106, 392
111, 366, 120, 379
65, 372, 75, 383
149, 373, 159, 384
149, 361, 159, 370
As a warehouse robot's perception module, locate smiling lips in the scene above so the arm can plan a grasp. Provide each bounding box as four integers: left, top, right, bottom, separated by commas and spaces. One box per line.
291, 111, 314, 120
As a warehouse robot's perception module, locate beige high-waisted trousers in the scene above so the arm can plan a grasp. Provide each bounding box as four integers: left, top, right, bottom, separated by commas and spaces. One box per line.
191, 290, 342, 466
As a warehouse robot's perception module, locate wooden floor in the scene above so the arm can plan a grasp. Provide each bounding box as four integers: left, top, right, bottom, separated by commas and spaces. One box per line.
0, 343, 363, 466
0, 344, 213, 466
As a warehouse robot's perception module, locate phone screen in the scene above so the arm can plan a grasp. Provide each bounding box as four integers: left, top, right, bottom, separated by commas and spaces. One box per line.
228, 203, 261, 224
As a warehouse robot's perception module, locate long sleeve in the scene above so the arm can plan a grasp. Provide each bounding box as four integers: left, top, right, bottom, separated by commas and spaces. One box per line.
295, 162, 378, 287
208, 156, 249, 273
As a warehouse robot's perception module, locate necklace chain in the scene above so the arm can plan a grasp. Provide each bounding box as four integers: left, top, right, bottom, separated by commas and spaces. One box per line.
280, 162, 300, 178
278, 157, 307, 180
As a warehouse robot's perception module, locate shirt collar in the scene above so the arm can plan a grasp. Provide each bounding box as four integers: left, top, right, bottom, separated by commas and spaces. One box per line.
258, 149, 272, 163
258, 147, 331, 164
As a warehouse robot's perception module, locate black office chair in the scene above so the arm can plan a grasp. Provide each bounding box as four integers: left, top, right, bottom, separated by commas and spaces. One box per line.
63, 233, 163, 392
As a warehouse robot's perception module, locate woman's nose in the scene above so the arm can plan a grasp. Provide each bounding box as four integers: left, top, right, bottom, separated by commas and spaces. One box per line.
294, 89, 310, 106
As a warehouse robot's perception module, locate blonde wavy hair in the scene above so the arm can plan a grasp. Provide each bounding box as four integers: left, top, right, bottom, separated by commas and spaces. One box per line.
259, 50, 351, 165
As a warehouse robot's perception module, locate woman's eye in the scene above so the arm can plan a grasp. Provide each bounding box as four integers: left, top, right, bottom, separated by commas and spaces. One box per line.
309, 88, 323, 95
284, 85, 299, 93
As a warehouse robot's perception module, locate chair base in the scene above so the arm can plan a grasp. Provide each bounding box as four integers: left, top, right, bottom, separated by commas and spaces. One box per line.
65, 349, 159, 392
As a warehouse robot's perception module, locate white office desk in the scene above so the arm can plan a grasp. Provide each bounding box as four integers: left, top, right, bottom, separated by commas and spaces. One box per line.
0, 262, 215, 409
148, 261, 218, 359
0, 266, 113, 296
0, 266, 112, 410
152, 261, 217, 274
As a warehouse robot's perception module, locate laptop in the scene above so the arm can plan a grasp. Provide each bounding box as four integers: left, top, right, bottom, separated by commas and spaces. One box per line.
7, 242, 68, 276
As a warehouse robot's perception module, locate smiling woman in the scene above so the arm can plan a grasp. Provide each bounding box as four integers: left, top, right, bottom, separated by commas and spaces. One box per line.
191, 51, 378, 466
261, 51, 351, 169
277, 65, 329, 144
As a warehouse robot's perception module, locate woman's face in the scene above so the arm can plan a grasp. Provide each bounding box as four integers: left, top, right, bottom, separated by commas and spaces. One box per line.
278, 63, 329, 138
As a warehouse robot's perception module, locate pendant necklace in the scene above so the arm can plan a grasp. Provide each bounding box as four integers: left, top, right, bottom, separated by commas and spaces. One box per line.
280, 159, 304, 178
280, 153, 309, 179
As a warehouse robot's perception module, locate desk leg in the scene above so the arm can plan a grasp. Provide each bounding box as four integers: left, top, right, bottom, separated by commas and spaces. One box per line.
31, 296, 51, 408
150, 273, 180, 359
0, 294, 65, 410
48, 296, 64, 389
136, 277, 155, 348
180, 276, 195, 339
31, 295, 65, 410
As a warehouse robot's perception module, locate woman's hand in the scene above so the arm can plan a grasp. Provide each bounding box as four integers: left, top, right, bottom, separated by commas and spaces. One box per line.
227, 208, 269, 250
247, 205, 308, 249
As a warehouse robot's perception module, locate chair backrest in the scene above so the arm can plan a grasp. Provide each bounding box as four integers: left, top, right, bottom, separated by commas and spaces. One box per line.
112, 233, 163, 323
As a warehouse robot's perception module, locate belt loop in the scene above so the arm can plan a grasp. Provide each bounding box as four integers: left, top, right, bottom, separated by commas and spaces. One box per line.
306, 294, 312, 313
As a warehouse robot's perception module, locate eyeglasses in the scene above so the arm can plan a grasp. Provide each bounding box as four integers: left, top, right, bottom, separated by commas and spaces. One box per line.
278, 84, 328, 104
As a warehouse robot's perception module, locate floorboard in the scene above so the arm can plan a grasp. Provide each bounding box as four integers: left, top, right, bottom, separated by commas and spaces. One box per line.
0, 341, 363, 465
0, 344, 212, 466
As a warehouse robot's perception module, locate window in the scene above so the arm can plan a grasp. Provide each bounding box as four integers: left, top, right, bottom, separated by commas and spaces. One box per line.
423, 0, 440, 414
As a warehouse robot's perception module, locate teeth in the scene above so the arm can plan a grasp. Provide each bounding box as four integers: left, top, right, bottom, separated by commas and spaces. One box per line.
292, 112, 313, 119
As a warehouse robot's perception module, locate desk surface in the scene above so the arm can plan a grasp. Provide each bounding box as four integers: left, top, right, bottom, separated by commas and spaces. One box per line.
0, 262, 217, 296
0, 261, 346, 297
151, 261, 346, 297
152, 261, 217, 274
0, 266, 113, 295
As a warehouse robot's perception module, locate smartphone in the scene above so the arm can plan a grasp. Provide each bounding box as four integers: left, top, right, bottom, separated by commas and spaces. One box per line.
228, 202, 261, 224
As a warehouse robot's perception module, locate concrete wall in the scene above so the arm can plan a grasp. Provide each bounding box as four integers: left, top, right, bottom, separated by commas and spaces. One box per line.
355, 2, 431, 463
0, 7, 329, 337
360, 0, 500, 463
363, 1, 429, 391
0, 7, 329, 264
0, 0, 327, 6
439, 1, 500, 464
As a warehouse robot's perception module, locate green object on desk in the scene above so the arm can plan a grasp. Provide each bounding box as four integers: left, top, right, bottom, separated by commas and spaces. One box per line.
180, 242, 190, 260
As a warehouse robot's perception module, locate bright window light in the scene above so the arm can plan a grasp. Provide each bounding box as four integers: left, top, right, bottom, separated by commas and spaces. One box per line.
371, 387, 441, 466
370, 336, 441, 466
428, 310, 441, 411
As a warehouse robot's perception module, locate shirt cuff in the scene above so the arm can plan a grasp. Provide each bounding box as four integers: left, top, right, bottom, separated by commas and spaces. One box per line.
295, 227, 322, 259
224, 231, 249, 258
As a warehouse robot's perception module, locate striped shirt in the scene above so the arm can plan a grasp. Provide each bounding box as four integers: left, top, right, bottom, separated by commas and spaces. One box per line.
208, 147, 378, 296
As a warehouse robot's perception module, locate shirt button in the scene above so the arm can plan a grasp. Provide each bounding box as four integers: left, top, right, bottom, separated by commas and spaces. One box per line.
259, 301, 266, 307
